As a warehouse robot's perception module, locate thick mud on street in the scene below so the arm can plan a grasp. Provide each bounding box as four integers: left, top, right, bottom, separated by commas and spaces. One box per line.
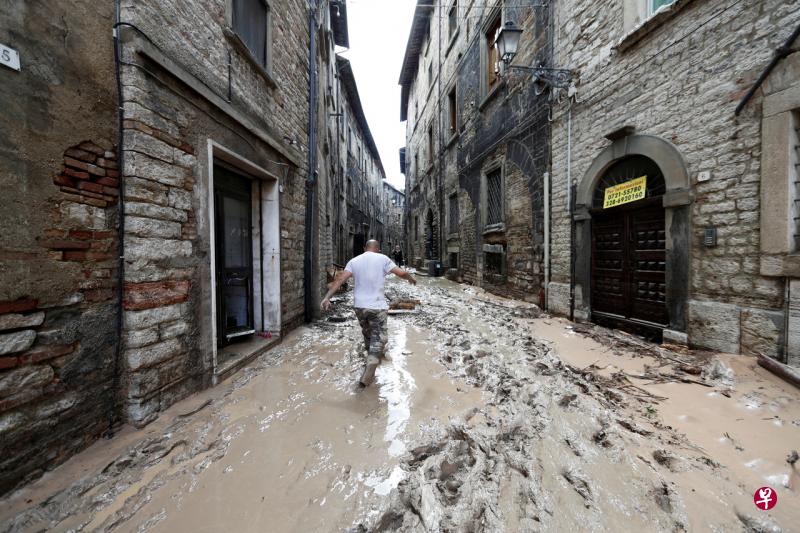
1, 277, 799, 532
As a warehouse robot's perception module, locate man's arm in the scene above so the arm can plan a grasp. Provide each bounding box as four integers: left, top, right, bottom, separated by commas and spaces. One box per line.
391, 267, 417, 285
320, 270, 353, 311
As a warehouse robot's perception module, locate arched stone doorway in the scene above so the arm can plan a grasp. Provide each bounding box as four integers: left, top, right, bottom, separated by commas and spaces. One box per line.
573, 135, 691, 343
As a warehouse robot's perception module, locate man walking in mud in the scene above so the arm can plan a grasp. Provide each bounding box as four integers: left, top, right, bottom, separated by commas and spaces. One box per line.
321, 240, 417, 386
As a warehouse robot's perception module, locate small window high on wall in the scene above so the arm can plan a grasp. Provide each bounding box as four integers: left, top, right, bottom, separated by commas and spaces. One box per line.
485, 15, 502, 93
647, 0, 675, 17
233, 0, 270, 69
449, 193, 459, 234
448, 87, 457, 135
486, 168, 503, 227
448, 1, 458, 39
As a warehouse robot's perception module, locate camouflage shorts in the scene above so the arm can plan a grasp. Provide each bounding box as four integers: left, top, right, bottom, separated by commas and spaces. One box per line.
354, 308, 388, 363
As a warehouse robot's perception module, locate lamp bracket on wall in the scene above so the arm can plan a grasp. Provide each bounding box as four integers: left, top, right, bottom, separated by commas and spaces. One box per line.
507, 66, 574, 90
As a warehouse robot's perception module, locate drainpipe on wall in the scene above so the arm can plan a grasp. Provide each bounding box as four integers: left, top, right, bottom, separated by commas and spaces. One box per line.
304, 0, 320, 323
784, 277, 791, 364
567, 104, 575, 322
108, 0, 127, 437
543, 171, 550, 309
437, 0, 444, 271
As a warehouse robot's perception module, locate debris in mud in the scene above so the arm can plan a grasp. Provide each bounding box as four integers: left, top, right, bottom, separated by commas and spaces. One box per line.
388, 298, 421, 315
617, 418, 653, 436
561, 467, 593, 507
735, 510, 783, 533
4, 277, 799, 533
677, 363, 702, 375
389, 298, 420, 310
651, 482, 673, 514
787, 450, 799, 465
703, 359, 735, 386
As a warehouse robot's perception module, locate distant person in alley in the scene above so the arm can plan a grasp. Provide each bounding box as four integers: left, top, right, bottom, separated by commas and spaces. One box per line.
392, 244, 404, 267
321, 240, 417, 386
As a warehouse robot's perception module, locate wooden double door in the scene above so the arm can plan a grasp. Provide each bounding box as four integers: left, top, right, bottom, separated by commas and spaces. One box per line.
591, 198, 667, 339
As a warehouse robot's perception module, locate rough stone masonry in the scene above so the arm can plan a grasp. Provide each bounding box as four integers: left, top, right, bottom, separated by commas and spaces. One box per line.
548, 0, 800, 361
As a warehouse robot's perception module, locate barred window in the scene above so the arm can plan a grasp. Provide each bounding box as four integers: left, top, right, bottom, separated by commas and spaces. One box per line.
486, 168, 503, 226
449, 193, 459, 234
233, 0, 270, 69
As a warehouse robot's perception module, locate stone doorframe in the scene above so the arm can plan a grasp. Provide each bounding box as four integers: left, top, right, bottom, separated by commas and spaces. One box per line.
572, 134, 692, 343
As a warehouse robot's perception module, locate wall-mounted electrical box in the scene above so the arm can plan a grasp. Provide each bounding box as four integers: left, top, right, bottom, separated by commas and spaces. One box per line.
704, 226, 717, 247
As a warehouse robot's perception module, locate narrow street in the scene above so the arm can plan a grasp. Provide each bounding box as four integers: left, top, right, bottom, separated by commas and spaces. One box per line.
1, 276, 798, 532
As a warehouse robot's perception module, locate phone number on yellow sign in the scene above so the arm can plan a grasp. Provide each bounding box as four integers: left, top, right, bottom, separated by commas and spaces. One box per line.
603, 176, 647, 209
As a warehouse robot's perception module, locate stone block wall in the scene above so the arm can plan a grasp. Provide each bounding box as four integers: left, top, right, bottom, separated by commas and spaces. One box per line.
115, 0, 311, 425
403, 1, 550, 301
549, 0, 799, 357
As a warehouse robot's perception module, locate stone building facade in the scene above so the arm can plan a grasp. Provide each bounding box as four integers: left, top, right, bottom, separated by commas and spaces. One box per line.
0, 0, 385, 494
0, 0, 121, 496
382, 181, 406, 257
548, 0, 800, 364
337, 57, 388, 263
399, 0, 552, 300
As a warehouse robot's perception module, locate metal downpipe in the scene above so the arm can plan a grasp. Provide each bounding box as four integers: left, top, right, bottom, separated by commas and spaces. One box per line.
303, 0, 320, 323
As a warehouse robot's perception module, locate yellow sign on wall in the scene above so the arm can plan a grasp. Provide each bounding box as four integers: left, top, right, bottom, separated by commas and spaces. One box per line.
603, 176, 647, 208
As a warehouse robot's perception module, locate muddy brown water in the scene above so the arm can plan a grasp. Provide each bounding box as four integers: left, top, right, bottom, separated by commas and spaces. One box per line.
530, 316, 800, 529
1, 277, 799, 532
0, 305, 483, 532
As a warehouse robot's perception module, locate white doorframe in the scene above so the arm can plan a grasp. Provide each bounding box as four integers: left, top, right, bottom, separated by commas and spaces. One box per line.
207, 140, 282, 372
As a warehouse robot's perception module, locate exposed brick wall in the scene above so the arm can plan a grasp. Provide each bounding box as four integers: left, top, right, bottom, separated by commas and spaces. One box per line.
0, 137, 122, 494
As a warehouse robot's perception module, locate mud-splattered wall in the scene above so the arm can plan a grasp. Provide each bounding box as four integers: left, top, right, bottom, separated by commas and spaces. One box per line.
0, 1, 120, 495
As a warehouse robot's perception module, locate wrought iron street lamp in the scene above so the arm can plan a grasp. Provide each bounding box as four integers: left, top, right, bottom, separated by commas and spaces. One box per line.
496, 21, 523, 64
495, 20, 573, 91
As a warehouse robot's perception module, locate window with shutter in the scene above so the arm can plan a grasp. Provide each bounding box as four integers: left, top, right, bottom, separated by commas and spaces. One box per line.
485, 16, 501, 92
448, 1, 458, 39
449, 193, 459, 234
233, 0, 269, 69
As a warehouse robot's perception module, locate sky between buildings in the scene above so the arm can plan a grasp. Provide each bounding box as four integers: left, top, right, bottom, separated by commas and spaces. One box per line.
339, 0, 417, 191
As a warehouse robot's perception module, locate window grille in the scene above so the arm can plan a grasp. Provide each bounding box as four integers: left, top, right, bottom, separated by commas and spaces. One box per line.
486, 168, 503, 226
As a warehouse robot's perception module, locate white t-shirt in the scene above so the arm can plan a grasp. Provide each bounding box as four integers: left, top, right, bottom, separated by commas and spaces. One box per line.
345, 252, 397, 310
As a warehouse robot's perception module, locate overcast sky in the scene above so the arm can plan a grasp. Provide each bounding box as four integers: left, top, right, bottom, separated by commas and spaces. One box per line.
338, 0, 417, 190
